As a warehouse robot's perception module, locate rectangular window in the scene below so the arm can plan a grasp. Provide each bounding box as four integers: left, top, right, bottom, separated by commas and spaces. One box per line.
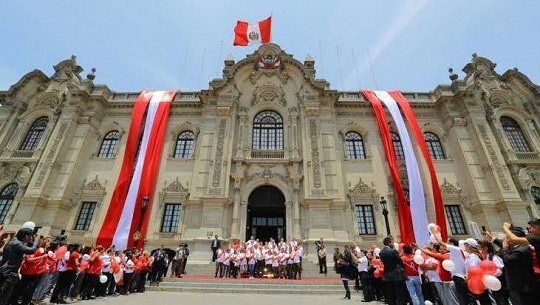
161, 204, 182, 233
74, 202, 97, 230
355, 205, 376, 235
445, 205, 467, 235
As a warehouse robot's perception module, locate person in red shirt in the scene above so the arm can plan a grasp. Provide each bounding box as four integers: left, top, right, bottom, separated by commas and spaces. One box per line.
50, 244, 80, 304
401, 244, 425, 305
80, 246, 104, 300
420, 244, 459, 305
13, 237, 50, 305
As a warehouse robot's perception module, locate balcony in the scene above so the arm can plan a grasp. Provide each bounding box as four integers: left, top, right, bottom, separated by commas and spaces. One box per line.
505, 151, 540, 165
0, 149, 38, 161
250, 150, 285, 159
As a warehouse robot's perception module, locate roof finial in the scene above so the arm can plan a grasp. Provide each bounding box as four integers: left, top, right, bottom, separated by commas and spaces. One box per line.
86, 67, 96, 81
448, 67, 458, 81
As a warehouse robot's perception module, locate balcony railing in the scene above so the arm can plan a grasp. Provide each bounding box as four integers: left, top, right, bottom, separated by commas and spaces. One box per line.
515, 152, 540, 161
250, 150, 285, 159
11, 150, 35, 159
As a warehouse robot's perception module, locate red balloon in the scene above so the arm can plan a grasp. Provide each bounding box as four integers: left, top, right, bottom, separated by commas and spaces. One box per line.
467, 278, 485, 295
468, 266, 483, 279
371, 258, 378, 265
479, 260, 498, 276
373, 269, 381, 278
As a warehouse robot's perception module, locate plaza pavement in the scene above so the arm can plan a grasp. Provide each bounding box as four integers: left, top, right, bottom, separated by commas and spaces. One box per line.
72, 291, 386, 305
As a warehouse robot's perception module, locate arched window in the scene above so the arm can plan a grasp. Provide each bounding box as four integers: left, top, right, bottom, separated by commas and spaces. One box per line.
391, 132, 405, 160
501, 116, 531, 152
0, 183, 18, 223
424, 132, 445, 160
20, 116, 49, 151
252, 111, 283, 150
97, 130, 120, 158
174, 131, 195, 158
344, 132, 366, 159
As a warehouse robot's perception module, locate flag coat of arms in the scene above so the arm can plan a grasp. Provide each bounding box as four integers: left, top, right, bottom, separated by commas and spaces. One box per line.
234, 16, 271, 46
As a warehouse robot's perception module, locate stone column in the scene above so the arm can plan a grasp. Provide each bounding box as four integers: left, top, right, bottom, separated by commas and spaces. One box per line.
236, 109, 248, 158
289, 108, 299, 159
230, 163, 245, 238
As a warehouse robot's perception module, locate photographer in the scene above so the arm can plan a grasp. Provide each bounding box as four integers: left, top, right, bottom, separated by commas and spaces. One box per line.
0, 225, 41, 305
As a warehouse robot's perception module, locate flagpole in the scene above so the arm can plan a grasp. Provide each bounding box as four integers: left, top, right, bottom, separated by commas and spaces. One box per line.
179, 49, 188, 89
351, 48, 360, 87
336, 46, 344, 90
217, 40, 224, 78
318, 41, 324, 76
367, 49, 379, 90
198, 47, 206, 89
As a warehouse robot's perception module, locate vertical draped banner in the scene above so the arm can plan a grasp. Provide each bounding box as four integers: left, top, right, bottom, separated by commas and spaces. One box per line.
97, 91, 175, 250
374, 91, 429, 246
361, 90, 415, 243
389, 91, 448, 241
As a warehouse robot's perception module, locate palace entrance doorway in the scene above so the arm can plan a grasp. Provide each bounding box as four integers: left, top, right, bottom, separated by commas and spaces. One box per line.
246, 185, 286, 242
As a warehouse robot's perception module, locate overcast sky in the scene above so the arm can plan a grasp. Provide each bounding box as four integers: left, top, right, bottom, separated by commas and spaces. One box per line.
1, 1, 538, 93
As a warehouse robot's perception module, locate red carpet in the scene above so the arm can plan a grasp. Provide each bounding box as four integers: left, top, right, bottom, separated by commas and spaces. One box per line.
166, 275, 340, 284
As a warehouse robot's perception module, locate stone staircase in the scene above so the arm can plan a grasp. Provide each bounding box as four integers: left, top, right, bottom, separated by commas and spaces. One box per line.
148, 261, 344, 295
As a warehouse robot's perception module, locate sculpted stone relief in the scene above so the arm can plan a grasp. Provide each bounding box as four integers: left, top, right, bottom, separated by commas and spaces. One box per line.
34, 122, 68, 188
211, 119, 227, 188
309, 119, 322, 188
477, 124, 511, 190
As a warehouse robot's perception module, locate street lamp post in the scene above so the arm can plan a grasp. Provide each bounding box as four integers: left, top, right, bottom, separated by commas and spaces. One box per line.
380, 196, 391, 236
135, 195, 149, 248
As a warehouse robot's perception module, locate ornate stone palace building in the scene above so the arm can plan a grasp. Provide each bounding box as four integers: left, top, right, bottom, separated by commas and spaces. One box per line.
1, 43, 539, 260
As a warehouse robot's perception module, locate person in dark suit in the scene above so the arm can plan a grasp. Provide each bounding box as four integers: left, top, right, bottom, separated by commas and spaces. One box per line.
339, 245, 354, 300
379, 236, 408, 305
500, 226, 538, 305
210, 235, 221, 262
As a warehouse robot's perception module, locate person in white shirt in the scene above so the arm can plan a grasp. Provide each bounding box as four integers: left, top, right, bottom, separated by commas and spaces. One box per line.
215, 245, 226, 278
432, 229, 478, 305
357, 250, 373, 302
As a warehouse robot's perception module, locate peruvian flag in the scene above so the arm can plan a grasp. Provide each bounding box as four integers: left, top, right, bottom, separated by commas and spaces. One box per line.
96, 91, 175, 250
233, 16, 272, 46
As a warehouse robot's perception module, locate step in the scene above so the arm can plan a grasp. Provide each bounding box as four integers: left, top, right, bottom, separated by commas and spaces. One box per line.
146, 276, 347, 295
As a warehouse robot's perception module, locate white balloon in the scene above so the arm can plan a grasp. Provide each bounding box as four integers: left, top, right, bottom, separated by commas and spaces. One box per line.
393, 242, 399, 250
415, 249, 422, 256
442, 259, 455, 272
99, 275, 108, 283
483, 275, 502, 291
374, 248, 381, 256
413, 255, 424, 265
425, 301, 434, 305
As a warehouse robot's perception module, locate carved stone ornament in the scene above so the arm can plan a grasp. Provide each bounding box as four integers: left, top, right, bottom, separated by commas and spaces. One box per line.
439, 178, 462, 196
250, 84, 287, 108
246, 168, 289, 184
349, 177, 375, 197
164, 177, 189, 194
82, 175, 106, 192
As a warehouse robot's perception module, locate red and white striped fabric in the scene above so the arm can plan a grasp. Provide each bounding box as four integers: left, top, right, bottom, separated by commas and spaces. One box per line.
361, 90, 448, 244
233, 16, 271, 46
97, 91, 175, 250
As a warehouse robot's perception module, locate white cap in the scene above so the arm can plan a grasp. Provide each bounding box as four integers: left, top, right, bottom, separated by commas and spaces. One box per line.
464, 238, 479, 249
22, 221, 36, 231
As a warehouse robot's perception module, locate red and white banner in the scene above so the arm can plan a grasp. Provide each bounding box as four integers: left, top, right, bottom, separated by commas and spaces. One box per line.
362, 90, 447, 244
362, 90, 415, 243
233, 16, 271, 46
97, 91, 175, 250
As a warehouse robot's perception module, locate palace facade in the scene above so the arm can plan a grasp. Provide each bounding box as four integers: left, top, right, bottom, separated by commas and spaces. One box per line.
1, 44, 539, 261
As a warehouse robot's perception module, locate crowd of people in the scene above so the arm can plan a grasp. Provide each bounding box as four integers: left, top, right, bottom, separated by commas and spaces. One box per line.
333, 219, 540, 305
0, 222, 177, 305
211, 236, 304, 280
